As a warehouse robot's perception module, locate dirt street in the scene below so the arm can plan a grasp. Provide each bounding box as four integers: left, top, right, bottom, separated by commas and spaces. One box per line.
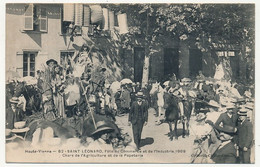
115, 108, 199, 163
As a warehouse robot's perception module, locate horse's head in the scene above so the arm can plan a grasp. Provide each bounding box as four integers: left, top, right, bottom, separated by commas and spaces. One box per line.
150, 82, 160, 95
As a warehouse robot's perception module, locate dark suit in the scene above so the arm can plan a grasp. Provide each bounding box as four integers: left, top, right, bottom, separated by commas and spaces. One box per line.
215, 112, 238, 133
128, 100, 148, 149
237, 120, 253, 163
212, 141, 237, 163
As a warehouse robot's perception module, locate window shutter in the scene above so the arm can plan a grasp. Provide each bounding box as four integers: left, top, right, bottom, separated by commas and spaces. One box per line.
83, 5, 90, 26
16, 52, 24, 77
117, 13, 129, 34
24, 4, 34, 30
75, 4, 83, 26
63, 4, 75, 22
39, 7, 48, 32
109, 10, 115, 30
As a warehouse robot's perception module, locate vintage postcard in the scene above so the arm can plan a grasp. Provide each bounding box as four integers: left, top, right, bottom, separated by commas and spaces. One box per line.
5, 2, 255, 164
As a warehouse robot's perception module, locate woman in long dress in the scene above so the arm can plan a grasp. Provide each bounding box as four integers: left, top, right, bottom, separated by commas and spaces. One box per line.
52, 66, 66, 118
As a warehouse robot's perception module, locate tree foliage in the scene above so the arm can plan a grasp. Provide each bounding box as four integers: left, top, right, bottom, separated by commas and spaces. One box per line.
102, 4, 254, 83
105, 3, 254, 51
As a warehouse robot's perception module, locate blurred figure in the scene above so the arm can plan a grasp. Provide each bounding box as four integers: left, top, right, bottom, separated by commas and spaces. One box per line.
6, 97, 24, 129
120, 84, 131, 115
114, 88, 122, 116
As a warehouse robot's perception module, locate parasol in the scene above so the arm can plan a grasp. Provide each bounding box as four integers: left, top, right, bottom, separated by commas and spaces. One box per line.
110, 81, 121, 93
120, 78, 133, 85
19, 76, 37, 85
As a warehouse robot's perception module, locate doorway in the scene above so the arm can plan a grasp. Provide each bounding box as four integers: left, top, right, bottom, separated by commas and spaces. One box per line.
189, 49, 203, 78
134, 47, 145, 82
164, 48, 179, 80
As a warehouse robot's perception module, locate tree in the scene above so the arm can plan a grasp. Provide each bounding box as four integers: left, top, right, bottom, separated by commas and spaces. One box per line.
105, 4, 254, 84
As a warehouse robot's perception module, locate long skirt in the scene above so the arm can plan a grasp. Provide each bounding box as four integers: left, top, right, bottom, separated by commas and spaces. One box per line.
54, 93, 66, 118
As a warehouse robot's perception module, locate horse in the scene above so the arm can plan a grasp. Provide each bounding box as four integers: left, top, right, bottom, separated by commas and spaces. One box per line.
149, 82, 166, 124
177, 87, 194, 137
14, 82, 42, 116
164, 92, 180, 140
163, 86, 194, 140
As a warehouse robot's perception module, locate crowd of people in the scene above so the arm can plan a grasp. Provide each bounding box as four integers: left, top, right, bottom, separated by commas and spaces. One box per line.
5, 51, 151, 153
5, 50, 254, 163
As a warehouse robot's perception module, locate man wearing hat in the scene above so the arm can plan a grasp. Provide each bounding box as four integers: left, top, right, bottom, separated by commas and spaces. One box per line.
236, 107, 253, 163
214, 103, 238, 134
128, 91, 148, 150
211, 131, 237, 163
81, 68, 92, 95
44, 59, 58, 87
6, 97, 24, 129
85, 120, 114, 150
205, 103, 238, 159
90, 66, 107, 96
177, 77, 193, 137
46, 59, 58, 68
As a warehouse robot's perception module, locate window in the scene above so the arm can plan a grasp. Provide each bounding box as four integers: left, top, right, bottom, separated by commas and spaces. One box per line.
216, 51, 235, 57
23, 52, 37, 77
24, 4, 47, 32
60, 8, 81, 35
61, 4, 97, 36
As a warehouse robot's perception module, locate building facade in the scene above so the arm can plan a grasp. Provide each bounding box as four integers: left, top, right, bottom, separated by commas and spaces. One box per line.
6, 3, 248, 83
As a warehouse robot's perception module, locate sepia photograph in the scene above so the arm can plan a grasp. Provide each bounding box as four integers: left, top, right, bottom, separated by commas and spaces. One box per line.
4, 1, 256, 164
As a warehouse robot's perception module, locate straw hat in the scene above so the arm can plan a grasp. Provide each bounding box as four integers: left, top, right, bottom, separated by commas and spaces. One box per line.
225, 103, 236, 109
11, 127, 30, 133
46, 59, 58, 65
238, 107, 248, 116
181, 78, 191, 82
245, 102, 254, 110
219, 132, 233, 141
208, 100, 220, 108
9, 97, 19, 104
136, 91, 145, 99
